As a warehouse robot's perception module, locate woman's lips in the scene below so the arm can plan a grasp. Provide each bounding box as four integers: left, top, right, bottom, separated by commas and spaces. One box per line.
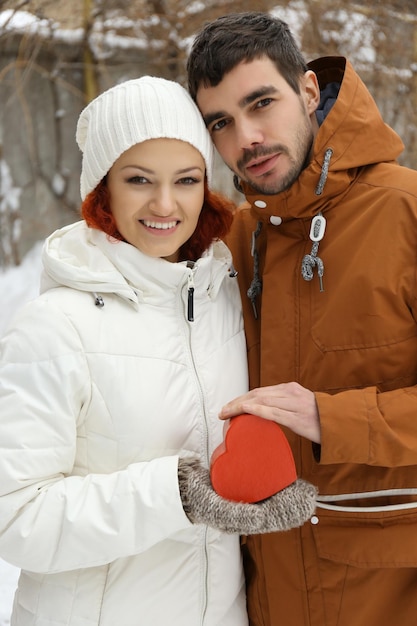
140, 219, 179, 236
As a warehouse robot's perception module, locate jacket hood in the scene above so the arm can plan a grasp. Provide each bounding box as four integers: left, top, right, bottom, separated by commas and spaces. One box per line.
41, 221, 234, 307
41, 221, 137, 304
240, 57, 404, 221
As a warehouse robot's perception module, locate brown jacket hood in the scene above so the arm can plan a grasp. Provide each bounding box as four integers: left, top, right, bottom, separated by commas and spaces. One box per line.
239, 56, 404, 221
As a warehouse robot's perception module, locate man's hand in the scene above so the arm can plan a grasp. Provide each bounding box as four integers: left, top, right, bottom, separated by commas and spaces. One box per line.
219, 382, 321, 444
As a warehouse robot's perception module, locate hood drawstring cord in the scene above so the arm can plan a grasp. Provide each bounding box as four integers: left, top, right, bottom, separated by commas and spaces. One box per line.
301, 213, 326, 291
314, 148, 333, 196
247, 221, 263, 319
301, 148, 333, 291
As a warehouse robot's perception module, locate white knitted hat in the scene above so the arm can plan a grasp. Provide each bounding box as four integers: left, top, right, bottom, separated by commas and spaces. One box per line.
76, 76, 214, 200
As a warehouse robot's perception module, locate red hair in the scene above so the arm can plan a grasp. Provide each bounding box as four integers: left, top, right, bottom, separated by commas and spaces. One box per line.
81, 178, 235, 261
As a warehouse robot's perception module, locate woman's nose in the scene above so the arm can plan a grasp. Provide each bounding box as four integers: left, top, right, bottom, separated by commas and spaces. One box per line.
151, 187, 177, 215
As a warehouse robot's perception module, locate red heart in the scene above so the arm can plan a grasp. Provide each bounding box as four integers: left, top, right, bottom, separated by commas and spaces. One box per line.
210, 414, 297, 503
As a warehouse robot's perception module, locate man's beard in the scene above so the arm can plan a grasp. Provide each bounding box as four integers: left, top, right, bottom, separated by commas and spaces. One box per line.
236, 115, 314, 195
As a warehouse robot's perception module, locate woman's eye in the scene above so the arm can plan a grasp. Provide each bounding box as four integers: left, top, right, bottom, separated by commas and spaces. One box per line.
178, 177, 200, 185
127, 175, 148, 184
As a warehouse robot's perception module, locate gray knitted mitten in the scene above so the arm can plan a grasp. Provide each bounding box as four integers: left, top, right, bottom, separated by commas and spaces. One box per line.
178, 458, 317, 534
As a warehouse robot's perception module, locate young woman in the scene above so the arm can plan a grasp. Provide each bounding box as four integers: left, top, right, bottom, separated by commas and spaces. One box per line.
0, 76, 316, 626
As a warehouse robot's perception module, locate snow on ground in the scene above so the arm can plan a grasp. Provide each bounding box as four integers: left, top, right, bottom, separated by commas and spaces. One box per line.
0, 241, 44, 624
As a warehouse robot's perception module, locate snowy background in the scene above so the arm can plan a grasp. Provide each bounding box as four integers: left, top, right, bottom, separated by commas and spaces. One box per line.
0, 241, 43, 625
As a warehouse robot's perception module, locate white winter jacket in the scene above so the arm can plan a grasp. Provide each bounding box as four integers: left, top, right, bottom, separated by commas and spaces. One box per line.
0, 221, 249, 626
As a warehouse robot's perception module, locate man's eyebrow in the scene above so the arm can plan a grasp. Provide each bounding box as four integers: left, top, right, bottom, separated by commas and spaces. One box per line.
202, 85, 279, 127
203, 110, 227, 128
239, 85, 279, 108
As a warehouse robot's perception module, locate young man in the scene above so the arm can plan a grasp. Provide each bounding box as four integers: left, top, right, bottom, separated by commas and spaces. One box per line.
187, 11, 417, 626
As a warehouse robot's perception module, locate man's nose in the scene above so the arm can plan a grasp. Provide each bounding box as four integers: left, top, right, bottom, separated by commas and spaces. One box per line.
235, 119, 264, 150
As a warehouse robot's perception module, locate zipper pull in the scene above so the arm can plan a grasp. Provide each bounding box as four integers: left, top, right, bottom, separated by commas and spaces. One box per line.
93, 292, 104, 307
187, 271, 195, 322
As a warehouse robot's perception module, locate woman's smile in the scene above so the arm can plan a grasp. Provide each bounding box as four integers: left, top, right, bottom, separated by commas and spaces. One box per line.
140, 219, 180, 233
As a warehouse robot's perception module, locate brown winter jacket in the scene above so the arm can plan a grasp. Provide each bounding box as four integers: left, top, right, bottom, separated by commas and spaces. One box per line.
227, 57, 417, 626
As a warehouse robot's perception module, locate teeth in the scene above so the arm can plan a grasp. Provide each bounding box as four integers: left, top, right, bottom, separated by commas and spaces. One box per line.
142, 220, 177, 230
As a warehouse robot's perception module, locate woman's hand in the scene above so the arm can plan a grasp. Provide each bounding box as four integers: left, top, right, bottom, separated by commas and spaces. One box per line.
178, 459, 317, 534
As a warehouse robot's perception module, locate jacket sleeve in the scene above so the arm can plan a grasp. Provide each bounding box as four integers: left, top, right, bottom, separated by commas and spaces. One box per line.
316, 385, 417, 467
0, 299, 191, 574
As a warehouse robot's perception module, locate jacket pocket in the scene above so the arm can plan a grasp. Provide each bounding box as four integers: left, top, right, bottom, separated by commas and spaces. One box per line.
311, 494, 417, 568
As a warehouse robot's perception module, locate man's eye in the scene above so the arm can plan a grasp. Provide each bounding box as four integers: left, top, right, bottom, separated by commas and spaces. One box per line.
212, 119, 228, 132
256, 98, 273, 109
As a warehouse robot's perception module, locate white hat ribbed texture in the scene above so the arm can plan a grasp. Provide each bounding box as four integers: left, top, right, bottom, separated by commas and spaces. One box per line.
76, 76, 214, 200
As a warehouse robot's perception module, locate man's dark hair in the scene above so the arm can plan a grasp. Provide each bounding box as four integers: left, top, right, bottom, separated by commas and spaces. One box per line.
187, 12, 308, 101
